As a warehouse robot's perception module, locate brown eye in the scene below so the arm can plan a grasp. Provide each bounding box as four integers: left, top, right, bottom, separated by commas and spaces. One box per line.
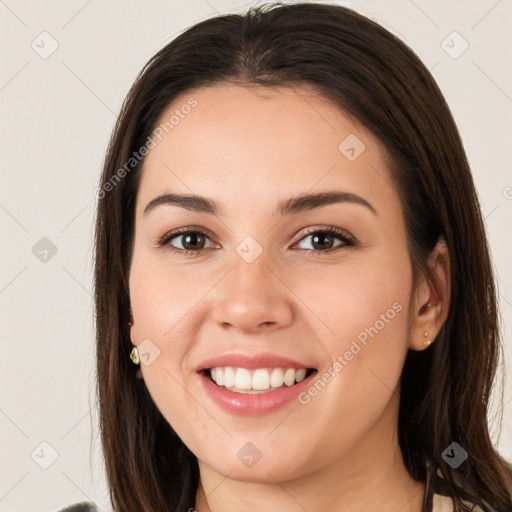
294, 227, 356, 254
172, 232, 207, 251
157, 228, 217, 255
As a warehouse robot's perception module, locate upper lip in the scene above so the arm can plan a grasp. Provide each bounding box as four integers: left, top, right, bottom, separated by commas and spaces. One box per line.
196, 352, 317, 372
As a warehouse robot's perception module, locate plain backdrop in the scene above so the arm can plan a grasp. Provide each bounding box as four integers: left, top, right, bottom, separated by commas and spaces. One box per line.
0, 1, 511, 511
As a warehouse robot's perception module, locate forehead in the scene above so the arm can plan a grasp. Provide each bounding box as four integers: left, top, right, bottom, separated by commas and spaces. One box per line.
136, 83, 398, 217
149, 83, 365, 156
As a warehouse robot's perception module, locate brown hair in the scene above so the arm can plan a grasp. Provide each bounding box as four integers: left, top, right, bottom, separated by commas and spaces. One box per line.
93, 2, 512, 511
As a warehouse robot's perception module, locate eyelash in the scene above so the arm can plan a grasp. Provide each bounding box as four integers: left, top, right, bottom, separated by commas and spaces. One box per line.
156, 226, 357, 257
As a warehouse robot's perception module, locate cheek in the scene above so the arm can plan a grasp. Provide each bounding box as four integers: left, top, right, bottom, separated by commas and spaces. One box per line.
129, 254, 209, 341
128, 256, 219, 427
291, 245, 413, 355
290, 246, 413, 417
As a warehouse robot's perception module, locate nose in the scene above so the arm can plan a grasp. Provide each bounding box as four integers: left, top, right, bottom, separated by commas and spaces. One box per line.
211, 251, 293, 333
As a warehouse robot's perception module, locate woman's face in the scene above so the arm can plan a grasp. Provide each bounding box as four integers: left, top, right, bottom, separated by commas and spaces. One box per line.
129, 84, 419, 482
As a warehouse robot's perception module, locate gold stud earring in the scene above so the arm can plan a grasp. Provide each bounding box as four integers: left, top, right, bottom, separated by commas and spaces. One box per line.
129, 347, 143, 379
130, 346, 140, 365
423, 331, 432, 347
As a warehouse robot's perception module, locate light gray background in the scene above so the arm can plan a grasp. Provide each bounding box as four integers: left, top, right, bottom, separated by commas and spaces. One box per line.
1, 1, 511, 511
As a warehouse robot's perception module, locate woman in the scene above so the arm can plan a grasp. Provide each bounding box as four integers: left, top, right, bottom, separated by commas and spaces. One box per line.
61, 2, 512, 511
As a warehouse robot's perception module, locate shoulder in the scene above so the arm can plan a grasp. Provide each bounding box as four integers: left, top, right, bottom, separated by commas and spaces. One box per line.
432, 492, 489, 511
432, 492, 455, 511
430, 467, 496, 512
56, 502, 100, 512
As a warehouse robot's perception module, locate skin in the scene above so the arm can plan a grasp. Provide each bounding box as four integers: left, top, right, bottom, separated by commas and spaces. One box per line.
128, 83, 451, 512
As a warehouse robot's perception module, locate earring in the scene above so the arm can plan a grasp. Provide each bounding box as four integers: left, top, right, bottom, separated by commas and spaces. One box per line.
129, 347, 143, 379
423, 331, 432, 347
130, 347, 140, 365
128, 310, 142, 379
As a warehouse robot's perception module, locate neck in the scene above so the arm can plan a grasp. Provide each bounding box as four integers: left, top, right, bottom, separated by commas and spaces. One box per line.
194, 397, 426, 512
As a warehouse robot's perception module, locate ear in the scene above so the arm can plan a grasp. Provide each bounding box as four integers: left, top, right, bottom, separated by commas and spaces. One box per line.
409, 237, 451, 351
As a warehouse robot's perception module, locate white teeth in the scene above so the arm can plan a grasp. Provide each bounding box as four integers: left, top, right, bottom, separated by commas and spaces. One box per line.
283, 368, 295, 386
234, 368, 252, 390
208, 366, 311, 392
213, 367, 224, 386
270, 368, 284, 388
252, 368, 270, 390
295, 368, 307, 383
224, 367, 235, 388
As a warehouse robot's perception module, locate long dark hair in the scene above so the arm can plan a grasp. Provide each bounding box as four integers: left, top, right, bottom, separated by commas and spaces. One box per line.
93, 2, 512, 511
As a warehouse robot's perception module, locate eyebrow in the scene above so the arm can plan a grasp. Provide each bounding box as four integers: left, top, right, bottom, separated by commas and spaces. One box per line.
143, 190, 377, 217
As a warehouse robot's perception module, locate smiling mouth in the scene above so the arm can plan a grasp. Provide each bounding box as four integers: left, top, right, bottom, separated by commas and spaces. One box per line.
201, 367, 318, 394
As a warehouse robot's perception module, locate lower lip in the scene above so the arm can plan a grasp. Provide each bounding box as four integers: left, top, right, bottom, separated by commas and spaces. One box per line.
198, 370, 317, 416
